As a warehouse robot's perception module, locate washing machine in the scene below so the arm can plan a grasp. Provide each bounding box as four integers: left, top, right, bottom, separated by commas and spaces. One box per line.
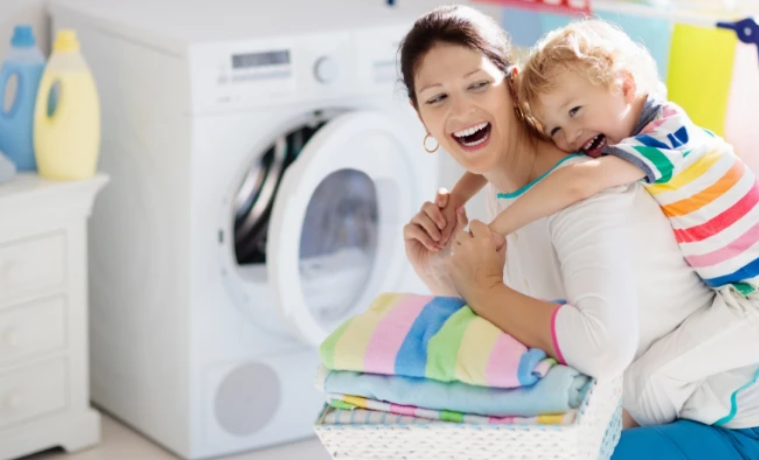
48, 0, 439, 458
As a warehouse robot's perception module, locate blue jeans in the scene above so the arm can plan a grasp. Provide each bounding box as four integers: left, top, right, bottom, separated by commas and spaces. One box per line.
612, 420, 759, 459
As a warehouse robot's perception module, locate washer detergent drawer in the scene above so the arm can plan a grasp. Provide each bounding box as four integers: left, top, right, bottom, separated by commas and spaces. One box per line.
0, 359, 67, 430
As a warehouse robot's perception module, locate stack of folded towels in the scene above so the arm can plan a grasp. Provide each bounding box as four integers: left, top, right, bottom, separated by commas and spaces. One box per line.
315, 293, 592, 426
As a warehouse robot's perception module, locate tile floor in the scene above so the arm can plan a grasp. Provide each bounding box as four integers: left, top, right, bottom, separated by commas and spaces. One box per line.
19, 414, 333, 460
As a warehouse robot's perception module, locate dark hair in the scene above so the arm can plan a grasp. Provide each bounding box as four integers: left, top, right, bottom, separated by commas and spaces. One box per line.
399, 5, 514, 108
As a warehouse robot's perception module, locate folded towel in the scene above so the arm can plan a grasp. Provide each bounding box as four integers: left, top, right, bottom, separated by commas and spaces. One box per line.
315, 363, 589, 418
323, 397, 578, 425
319, 293, 550, 388
319, 404, 449, 426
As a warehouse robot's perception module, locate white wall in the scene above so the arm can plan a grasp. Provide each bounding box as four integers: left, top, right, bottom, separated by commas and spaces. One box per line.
0, 0, 50, 57
0, 0, 501, 58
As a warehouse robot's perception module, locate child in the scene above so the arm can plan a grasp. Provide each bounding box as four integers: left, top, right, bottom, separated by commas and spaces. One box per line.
449, 19, 759, 295
445, 19, 759, 428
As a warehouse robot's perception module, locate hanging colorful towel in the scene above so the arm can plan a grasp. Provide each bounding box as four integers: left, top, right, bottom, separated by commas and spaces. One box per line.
666, 22, 737, 137
319, 293, 552, 388
720, 18, 759, 175
324, 395, 578, 426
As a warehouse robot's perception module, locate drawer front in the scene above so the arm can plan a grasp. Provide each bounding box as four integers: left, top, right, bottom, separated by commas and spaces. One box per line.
0, 359, 66, 430
0, 233, 65, 307
0, 297, 66, 365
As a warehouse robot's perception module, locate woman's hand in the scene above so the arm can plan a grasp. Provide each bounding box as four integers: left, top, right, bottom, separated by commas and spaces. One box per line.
445, 212, 507, 309
403, 189, 467, 296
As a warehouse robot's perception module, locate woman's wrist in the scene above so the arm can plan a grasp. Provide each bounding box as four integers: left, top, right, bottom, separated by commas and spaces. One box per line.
415, 255, 459, 297
468, 281, 510, 317
428, 260, 460, 297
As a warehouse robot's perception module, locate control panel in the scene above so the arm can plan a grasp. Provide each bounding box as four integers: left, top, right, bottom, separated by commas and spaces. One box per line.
188, 24, 410, 113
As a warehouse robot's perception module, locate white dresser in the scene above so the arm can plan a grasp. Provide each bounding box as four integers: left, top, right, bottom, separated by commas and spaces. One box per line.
0, 174, 108, 460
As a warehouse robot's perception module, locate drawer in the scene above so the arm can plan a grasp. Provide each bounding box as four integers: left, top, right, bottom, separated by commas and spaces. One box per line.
0, 297, 66, 365
0, 233, 65, 306
0, 358, 66, 430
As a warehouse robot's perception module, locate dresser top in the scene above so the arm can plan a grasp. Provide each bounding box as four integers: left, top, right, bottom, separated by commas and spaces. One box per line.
0, 173, 109, 202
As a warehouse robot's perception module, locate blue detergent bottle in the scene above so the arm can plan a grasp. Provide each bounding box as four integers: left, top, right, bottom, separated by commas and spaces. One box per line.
0, 25, 45, 171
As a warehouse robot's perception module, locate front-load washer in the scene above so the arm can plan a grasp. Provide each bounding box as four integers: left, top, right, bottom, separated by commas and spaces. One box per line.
49, 0, 439, 458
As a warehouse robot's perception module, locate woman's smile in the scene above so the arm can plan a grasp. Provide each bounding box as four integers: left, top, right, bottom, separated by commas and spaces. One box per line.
451, 122, 492, 152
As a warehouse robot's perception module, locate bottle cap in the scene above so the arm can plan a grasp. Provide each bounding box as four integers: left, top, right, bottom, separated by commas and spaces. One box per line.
53, 29, 80, 53
10, 25, 35, 48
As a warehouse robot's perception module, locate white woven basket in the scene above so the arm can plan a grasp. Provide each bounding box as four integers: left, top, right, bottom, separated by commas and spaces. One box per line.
314, 376, 623, 460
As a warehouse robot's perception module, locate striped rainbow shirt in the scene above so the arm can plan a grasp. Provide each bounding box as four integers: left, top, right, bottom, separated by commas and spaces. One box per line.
605, 98, 759, 295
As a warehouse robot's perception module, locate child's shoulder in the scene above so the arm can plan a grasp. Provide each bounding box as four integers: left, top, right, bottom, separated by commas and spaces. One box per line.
657, 100, 690, 120
645, 98, 734, 153
635, 97, 698, 137
645, 98, 687, 121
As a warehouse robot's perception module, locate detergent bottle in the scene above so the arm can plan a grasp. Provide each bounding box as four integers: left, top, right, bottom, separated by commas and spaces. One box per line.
0, 25, 45, 171
34, 30, 100, 180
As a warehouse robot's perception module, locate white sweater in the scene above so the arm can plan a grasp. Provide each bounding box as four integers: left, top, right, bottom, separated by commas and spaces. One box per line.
488, 157, 712, 375
488, 155, 759, 428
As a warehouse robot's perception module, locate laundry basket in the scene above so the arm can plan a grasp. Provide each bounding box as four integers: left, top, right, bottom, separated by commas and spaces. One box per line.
314, 376, 623, 460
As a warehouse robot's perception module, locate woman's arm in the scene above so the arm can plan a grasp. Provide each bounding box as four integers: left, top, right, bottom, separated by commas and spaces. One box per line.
467, 281, 561, 359
459, 188, 640, 379
489, 156, 645, 236
419, 260, 459, 297
547, 188, 640, 378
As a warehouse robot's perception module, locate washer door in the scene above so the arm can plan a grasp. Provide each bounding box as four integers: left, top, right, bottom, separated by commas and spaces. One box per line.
267, 110, 417, 346
233, 113, 331, 264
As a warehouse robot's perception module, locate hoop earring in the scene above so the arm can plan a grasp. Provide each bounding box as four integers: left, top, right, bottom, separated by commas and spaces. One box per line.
423, 133, 439, 153
514, 106, 525, 122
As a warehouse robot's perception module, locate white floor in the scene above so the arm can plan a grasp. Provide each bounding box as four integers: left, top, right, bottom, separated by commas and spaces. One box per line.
19, 414, 333, 460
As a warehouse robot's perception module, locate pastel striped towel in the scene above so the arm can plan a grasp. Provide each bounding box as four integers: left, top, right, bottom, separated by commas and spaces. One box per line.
319, 293, 552, 388
324, 396, 577, 426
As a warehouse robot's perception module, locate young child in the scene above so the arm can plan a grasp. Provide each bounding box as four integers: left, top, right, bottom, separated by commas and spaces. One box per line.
445, 19, 759, 428
449, 19, 759, 296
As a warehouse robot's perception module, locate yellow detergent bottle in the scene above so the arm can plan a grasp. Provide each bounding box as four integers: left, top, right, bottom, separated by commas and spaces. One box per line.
34, 30, 100, 180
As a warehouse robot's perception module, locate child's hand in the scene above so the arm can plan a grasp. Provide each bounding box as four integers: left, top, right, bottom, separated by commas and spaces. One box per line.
438, 188, 463, 247
491, 231, 506, 252
405, 189, 453, 253
437, 189, 505, 251
488, 223, 507, 252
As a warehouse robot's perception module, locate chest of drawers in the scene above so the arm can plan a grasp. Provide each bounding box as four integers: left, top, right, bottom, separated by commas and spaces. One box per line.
0, 174, 108, 460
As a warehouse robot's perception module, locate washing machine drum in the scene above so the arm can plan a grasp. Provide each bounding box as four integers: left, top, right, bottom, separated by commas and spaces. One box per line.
232, 109, 421, 346
233, 120, 326, 265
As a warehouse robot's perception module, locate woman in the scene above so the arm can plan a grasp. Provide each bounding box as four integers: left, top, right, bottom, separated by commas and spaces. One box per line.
400, 6, 759, 459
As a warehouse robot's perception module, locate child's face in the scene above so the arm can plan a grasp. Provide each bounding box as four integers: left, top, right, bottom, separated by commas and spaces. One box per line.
531, 69, 638, 156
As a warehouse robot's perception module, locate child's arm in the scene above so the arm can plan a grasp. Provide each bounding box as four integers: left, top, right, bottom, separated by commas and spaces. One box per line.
438, 172, 488, 245
489, 156, 646, 236
449, 172, 488, 208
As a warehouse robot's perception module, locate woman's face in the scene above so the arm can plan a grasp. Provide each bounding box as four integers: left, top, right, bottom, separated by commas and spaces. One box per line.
414, 43, 515, 175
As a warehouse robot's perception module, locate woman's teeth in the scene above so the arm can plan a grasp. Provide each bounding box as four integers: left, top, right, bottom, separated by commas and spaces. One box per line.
454, 122, 488, 138
452, 122, 491, 147
466, 137, 487, 147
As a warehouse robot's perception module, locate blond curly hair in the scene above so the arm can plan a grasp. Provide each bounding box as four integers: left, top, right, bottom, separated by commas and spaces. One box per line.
519, 19, 665, 113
